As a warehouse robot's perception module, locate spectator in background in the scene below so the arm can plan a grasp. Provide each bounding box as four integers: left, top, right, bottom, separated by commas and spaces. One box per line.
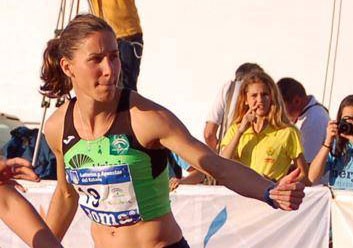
204, 63, 263, 151
168, 152, 205, 191
220, 71, 311, 185
309, 95, 353, 189
90, 0, 143, 91
0, 157, 62, 248
277, 78, 330, 165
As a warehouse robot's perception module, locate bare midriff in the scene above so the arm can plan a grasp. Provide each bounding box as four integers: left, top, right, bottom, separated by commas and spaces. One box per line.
91, 212, 183, 248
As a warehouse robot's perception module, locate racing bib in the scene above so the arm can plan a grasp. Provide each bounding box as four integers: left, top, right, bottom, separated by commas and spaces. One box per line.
66, 164, 141, 226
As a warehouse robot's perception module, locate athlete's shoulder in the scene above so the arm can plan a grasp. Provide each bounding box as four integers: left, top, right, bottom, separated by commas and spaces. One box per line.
45, 101, 69, 130
129, 91, 186, 138
130, 91, 165, 110
44, 100, 70, 151
129, 91, 173, 121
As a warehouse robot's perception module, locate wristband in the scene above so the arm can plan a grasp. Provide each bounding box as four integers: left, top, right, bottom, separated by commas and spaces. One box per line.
322, 143, 331, 149
264, 183, 278, 209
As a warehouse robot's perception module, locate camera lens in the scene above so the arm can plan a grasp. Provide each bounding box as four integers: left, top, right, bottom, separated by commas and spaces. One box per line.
338, 119, 353, 135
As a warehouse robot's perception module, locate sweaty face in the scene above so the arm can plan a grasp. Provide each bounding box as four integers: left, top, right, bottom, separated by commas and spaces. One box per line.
69, 31, 121, 102
245, 82, 271, 117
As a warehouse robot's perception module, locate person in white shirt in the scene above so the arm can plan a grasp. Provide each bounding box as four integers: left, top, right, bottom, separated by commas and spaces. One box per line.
277, 77, 330, 164
204, 63, 263, 151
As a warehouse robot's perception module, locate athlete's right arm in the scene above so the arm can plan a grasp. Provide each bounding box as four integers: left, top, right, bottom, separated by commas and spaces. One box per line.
44, 107, 79, 241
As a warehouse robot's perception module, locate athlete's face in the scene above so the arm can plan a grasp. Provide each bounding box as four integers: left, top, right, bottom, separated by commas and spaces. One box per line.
245, 82, 271, 117
61, 31, 121, 102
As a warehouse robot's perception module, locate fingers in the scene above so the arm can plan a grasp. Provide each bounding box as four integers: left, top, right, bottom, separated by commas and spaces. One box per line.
5, 157, 32, 168
3, 158, 40, 182
270, 183, 305, 198
273, 198, 302, 211
169, 178, 180, 191
243, 107, 256, 123
11, 167, 40, 182
270, 183, 305, 211
248, 105, 257, 116
326, 121, 338, 139
278, 168, 301, 184
273, 181, 305, 191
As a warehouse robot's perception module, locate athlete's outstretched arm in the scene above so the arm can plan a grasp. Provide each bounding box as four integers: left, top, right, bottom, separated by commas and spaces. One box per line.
0, 184, 62, 248
44, 106, 79, 241
134, 94, 305, 210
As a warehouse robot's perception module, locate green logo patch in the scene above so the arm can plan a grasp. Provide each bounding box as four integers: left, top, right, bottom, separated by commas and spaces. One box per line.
109, 134, 130, 155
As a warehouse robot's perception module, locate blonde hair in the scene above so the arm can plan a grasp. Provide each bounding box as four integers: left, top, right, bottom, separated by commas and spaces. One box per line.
233, 71, 291, 129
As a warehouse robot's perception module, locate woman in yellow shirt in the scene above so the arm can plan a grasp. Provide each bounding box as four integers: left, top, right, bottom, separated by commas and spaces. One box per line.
220, 71, 310, 185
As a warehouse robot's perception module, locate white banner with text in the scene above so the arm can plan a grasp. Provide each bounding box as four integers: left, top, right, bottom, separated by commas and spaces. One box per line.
0, 183, 331, 248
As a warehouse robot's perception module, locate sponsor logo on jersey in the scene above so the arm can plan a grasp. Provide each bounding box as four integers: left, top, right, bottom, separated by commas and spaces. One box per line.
81, 205, 140, 226
66, 164, 131, 185
68, 154, 94, 168
109, 134, 130, 155
63, 135, 75, 145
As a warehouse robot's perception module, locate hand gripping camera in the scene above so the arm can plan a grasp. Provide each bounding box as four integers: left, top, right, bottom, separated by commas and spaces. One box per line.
338, 119, 353, 135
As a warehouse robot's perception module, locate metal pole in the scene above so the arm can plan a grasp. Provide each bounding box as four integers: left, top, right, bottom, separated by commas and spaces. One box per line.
32, 96, 50, 166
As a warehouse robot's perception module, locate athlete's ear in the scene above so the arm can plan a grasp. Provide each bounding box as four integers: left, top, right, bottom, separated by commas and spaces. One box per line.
60, 57, 75, 78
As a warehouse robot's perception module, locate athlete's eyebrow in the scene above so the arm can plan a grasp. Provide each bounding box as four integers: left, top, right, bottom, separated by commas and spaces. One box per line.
88, 49, 119, 56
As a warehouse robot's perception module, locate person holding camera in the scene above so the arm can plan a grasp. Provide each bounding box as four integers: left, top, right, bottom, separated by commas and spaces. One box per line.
309, 95, 353, 189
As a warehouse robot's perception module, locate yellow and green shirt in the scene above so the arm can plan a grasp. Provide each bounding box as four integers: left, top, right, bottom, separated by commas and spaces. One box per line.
221, 124, 303, 181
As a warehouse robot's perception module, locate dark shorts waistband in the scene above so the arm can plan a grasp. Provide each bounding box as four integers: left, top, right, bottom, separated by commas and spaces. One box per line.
164, 237, 190, 248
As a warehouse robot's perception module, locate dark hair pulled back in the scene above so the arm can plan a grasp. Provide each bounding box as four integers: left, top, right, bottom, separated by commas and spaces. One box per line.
40, 14, 114, 98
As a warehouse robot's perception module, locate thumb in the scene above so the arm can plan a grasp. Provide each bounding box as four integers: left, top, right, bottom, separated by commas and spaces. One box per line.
279, 167, 301, 185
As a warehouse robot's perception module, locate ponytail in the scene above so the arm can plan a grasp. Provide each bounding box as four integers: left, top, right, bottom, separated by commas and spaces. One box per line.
40, 38, 72, 98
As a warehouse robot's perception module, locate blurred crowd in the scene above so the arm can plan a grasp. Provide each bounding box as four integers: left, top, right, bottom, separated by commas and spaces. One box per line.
169, 63, 353, 193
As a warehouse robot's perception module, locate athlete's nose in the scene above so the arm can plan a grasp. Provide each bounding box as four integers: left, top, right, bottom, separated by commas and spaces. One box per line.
101, 56, 113, 78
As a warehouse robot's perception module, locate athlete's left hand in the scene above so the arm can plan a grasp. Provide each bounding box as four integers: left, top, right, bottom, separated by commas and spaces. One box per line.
269, 168, 305, 211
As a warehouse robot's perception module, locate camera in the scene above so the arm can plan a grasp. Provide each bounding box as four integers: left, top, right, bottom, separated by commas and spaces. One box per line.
338, 119, 353, 135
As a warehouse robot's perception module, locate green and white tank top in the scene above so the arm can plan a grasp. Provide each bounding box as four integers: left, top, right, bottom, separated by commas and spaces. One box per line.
62, 90, 171, 227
